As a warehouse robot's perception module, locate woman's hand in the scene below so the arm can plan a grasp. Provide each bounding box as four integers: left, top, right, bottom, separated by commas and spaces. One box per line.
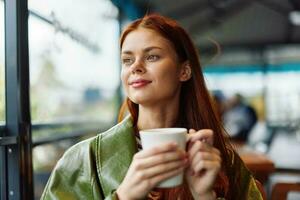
116, 142, 188, 200
185, 129, 221, 200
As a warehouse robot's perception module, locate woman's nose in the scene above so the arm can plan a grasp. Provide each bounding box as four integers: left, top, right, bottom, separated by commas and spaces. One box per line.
131, 59, 146, 74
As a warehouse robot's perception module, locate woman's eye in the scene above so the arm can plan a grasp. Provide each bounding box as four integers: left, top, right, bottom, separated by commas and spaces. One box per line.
122, 58, 133, 65
147, 55, 159, 61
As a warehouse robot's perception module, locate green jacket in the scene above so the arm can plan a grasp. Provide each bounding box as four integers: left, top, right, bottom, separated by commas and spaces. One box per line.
41, 116, 263, 200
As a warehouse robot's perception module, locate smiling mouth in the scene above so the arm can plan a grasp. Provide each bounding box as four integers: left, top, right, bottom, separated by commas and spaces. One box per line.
130, 80, 152, 88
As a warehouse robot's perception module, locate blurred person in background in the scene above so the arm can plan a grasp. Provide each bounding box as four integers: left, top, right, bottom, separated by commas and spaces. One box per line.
211, 90, 226, 118
41, 14, 264, 200
223, 93, 258, 142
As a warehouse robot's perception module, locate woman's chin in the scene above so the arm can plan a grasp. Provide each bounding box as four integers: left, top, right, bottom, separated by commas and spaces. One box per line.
129, 97, 152, 106
129, 98, 145, 105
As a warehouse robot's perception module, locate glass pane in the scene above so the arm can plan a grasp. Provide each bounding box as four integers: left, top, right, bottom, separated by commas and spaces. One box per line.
205, 68, 266, 145
205, 72, 264, 97
266, 68, 300, 126
28, 0, 119, 125
28, 0, 119, 198
0, 1, 5, 125
265, 47, 300, 127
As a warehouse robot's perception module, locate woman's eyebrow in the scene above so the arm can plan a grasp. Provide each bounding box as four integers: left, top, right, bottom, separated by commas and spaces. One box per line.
121, 46, 162, 55
144, 46, 162, 52
121, 50, 132, 55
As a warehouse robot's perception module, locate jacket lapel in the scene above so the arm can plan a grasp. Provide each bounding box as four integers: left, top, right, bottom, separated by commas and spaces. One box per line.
96, 116, 137, 197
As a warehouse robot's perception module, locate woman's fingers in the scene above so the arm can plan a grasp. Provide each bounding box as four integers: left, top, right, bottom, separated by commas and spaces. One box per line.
187, 129, 214, 145
189, 129, 196, 133
186, 139, 221, 175
134, 149, 187, 170
191, 151, 221, 167
148, 165, 186, 187
193, 160, 221, 175
134, 142, 178, 159
130, 156, 187, 191
118, 142, 188, 199
212, 147, 221, 156
136, 158, 188, 180
188, 141, 213, 161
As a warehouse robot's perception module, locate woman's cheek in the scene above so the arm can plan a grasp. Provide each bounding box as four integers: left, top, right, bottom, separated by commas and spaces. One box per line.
120, 71, 128, 87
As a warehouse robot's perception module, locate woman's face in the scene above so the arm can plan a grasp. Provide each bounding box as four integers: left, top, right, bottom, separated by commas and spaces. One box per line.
121, 28, 186, 107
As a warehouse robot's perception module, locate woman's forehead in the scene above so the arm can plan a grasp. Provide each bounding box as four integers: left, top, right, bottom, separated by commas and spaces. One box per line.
121, 28, 174, 52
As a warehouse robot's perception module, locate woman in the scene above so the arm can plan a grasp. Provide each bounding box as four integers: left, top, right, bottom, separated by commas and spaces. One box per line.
41, 14, 264, 200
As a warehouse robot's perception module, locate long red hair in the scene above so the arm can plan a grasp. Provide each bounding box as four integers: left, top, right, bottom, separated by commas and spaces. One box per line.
118, 14, 242, 199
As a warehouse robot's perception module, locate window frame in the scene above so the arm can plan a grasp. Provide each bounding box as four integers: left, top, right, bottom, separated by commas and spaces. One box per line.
0, 0, 33, 199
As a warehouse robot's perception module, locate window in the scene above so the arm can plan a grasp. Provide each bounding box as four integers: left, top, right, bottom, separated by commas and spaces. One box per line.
205, 68, 264, 97
266, 70, 300, 126
28, 0, 120, 198
205, 65, 265, 122
265, 46, 300, 127
204, 47, 300, 126
0, 1, 5, 125
28, 0, 119, 124
203, 46, 300, 148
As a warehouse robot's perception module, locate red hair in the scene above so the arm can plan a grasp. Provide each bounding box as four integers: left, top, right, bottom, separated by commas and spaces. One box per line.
118, 14, 241, 199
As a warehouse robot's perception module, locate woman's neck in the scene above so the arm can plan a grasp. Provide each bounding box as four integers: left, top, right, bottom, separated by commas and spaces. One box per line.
137, 102, 179, 130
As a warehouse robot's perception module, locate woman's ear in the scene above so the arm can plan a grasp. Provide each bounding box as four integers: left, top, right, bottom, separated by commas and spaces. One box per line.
179, 61, 192, 82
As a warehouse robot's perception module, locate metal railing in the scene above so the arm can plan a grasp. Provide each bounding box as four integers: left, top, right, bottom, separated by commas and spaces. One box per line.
31, 120, 112, 147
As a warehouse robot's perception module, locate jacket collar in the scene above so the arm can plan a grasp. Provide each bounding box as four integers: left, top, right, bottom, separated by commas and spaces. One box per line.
96, 116, 137, 197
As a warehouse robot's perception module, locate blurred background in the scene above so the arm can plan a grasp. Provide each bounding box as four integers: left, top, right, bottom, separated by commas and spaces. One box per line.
1, 0, 300, 199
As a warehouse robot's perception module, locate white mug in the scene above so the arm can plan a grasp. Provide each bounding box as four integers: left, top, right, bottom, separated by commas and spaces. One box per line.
139, 128, 187, 188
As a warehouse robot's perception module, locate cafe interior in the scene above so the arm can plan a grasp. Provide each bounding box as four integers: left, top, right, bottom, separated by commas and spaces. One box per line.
0, 0, 300, 199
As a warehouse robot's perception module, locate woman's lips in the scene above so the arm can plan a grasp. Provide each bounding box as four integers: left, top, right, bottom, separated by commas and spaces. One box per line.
130, 79, 152, 88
